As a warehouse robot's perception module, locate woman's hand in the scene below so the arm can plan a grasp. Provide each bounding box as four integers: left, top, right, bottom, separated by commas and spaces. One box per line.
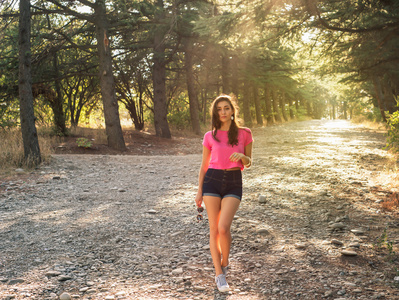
229, 152, 245, 162
195, 191, 203, 207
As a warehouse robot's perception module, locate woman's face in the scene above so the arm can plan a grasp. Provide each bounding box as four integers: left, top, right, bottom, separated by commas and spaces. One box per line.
217, 100, 233, 123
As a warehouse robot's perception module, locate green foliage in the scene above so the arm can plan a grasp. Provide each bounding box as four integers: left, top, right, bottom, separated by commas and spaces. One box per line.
167, 95, 191, 130
385, 98, 399, 152
76, 137, 92, 149
373, 227, 397, 264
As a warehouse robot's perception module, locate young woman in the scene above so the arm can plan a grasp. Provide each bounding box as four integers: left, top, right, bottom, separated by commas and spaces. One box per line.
195, 94, 253, 292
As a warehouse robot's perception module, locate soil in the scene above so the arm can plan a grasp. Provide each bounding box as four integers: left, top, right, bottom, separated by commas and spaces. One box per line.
1, 119, 399, 300
53, 128, 202, 156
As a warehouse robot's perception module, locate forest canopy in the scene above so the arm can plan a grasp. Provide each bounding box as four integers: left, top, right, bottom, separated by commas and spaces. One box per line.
1, 0, 399, 157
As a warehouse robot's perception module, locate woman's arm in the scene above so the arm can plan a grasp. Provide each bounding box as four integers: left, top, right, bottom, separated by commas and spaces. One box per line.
229, 142, 253, 167
242, 141, 253, 167
195, 146, 211, 207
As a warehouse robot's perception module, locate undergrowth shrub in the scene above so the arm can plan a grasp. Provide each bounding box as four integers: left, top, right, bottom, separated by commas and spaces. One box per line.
385, 97, 399, 153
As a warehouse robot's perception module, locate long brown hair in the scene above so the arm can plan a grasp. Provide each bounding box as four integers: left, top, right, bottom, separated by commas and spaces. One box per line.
210, 94, 240, 146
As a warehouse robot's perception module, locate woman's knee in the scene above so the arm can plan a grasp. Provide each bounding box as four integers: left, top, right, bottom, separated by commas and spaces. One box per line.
218, 223, 230, 236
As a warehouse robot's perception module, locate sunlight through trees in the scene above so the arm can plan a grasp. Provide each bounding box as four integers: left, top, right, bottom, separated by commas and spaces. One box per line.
1, 0, 399, 157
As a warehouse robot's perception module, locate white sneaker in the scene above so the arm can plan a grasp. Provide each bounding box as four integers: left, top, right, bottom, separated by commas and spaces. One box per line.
221, 265, 229, 275
215, 274, 229, 293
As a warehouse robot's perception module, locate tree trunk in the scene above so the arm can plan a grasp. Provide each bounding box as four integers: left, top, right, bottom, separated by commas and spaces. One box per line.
243, 82, 252, 126
184, 39, 201, 135
52, 53, 67, 135
383, 79, 396, 114
372, 75, 387, 122
253, 85, 263, 125
280, 91, 288, 121
264, 85, 274, 125
288, 97, 294, 119
152, 0, 171, 138
272, 89, 282, 122
18, 0, 41, 166
343, 101, 347, 119
222, 52, 230, 94
95, 0, 126, 150
331, 102, 336, 119
231, 56, 239, 98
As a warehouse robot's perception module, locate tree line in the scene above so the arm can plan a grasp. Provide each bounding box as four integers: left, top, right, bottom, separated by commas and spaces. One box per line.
1, 0, 398, 164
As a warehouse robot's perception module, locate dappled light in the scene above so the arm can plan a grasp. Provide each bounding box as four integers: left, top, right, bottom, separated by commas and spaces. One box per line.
1, 0, 399, 298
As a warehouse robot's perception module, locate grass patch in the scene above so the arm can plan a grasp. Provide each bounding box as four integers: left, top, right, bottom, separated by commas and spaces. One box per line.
0, 127, 56, 176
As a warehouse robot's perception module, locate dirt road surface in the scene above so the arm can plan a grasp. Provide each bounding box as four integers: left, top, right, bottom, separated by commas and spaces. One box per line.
1, 120, 399, 300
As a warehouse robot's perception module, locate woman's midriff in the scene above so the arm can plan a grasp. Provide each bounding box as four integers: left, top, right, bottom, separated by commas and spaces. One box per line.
223, 167, 241, 171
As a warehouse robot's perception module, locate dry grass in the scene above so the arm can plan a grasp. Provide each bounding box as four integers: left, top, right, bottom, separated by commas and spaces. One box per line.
0, 128, 55, 176
69, 126, 108, 144
351, 116, 387, 132
381, 192, 399, 211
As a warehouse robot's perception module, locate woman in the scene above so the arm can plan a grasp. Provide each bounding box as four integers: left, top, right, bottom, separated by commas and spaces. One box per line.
195, 94, 253, 292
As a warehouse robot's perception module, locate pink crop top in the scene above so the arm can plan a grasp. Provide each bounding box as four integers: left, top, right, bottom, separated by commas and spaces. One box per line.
202, 128, 253, 170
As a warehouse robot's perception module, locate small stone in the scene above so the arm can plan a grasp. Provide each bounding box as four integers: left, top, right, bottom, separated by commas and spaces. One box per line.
115, 291, 126, 296
45, 271, 62, 277
172, 268, 183, 275
58, 275, 72, 281
394, 276, 399, 282
8, 278, 24, 285
59, 292, 71, 300
348, 242, 360, 248
351, 229, 365, 235
256, 228, 270, 235
147, 209, 157, 214
272, 288, 280, 293
194, 286, 206, 291
259, 195, 267, 203
148, 284, 162, 290
331, 239, 344, 246
53, 176, 61, 180
15, 168, 25, 173
244, 278, 251, 282
4, 295, 16, 300
324, 290, 333, 297
331, 222, 345, 229
337, 289, 346, 295
295, 243, 307, 249
341, 250, 357, 256
105, 296, 115, 300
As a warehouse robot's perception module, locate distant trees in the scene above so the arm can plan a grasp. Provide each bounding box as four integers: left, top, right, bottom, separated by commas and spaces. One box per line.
301, 0, 399, 121
2, 0, 399, 160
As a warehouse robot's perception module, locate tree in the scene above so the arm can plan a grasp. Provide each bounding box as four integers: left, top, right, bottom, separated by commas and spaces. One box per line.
18, 0, 41, 165
45, 0, 126, 150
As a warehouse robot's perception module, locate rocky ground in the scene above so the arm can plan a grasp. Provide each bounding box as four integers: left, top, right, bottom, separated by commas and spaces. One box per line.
1, 119, 399, 300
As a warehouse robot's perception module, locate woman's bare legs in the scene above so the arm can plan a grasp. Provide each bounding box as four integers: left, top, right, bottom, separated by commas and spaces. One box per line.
219, 197, 240, 268
203, 196, 223, 276
203, 196, 240, 276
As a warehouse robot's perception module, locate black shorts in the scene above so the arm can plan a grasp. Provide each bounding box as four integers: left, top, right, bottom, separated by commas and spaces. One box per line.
202, 168, 242, 201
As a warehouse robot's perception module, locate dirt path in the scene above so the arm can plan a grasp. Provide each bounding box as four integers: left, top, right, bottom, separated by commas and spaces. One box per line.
1, 120, 399, 300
